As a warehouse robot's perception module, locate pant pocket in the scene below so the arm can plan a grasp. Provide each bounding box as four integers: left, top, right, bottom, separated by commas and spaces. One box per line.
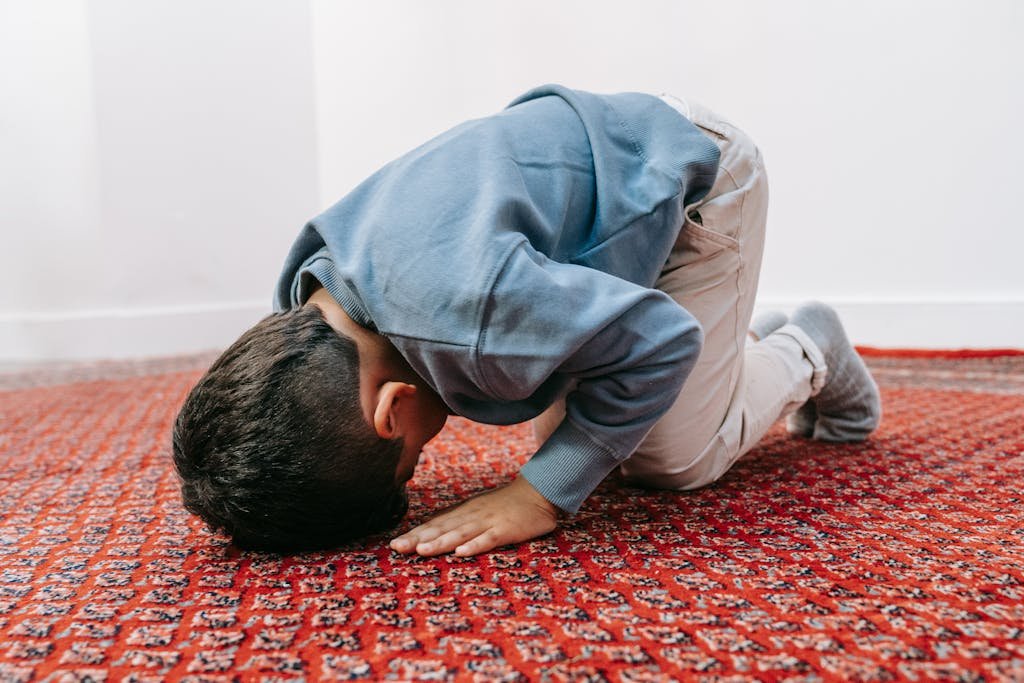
665, 205, 740, 273
685, 216, 740, 252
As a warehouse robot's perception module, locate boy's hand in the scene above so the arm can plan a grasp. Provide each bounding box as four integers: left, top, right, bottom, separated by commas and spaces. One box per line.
390, 475, 559, 557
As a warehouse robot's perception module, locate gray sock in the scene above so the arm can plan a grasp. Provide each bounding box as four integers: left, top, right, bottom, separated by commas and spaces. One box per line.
749, 311, 788, 341
749, 311, 817, 437
789, 302, 882, 441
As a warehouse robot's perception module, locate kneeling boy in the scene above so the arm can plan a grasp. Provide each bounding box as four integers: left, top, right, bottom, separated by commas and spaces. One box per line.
172, 85, 881, 557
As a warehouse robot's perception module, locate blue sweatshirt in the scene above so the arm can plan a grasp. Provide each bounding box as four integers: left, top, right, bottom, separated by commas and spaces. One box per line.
274, 84, 720, 513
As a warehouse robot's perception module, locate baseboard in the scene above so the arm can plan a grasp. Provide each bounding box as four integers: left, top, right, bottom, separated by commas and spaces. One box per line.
752, 297, 1024, 350
0, 301, 270, 362
1, 297, 1021, 362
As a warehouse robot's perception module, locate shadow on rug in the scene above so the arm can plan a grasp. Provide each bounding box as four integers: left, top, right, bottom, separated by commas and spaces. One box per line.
0, 351, 1022, 681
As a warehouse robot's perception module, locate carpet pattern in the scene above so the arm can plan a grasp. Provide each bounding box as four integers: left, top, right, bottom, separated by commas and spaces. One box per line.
1, 351, 1022, 681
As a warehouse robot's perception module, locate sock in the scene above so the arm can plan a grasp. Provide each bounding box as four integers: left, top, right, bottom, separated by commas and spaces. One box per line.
789, 302, 882, 441
749, 311, 817, 437
748, 311, 788, 342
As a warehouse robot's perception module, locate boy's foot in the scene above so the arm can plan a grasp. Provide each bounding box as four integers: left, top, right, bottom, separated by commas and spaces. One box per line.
749, 311, 817, 437
786, 392, 819, 438
788, 302, 882, 442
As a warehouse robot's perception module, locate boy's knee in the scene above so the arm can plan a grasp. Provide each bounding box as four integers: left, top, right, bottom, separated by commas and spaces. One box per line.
622, 434, 733, 492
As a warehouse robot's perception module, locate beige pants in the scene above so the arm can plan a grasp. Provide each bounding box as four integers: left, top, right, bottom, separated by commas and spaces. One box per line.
533, 94, 826, 491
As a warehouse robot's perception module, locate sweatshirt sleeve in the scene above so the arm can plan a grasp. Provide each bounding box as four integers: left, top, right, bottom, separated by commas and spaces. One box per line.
479, 239, 704, 514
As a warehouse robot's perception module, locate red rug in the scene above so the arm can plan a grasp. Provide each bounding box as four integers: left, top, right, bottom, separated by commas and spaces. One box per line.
1, 351, 1022, 681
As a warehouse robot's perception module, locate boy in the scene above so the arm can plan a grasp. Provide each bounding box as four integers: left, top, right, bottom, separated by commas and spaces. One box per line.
172, 85, 881, 557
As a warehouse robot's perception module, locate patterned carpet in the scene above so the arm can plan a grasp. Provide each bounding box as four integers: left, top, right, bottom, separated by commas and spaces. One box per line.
1, 350, 1022, 681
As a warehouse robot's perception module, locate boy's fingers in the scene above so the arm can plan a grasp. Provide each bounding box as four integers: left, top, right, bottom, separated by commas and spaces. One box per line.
454, 528, 502, 557
390, 536, 422, 553
391, 509, 474, 551
415, 522, 487, 557
391, 528, 433, 552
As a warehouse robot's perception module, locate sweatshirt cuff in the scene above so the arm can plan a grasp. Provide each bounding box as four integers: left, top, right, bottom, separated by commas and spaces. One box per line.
519, 418, 623, 514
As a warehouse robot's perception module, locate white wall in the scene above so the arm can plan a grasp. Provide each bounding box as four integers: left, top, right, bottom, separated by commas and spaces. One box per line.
0, 0, 319, 359
1, 0, 1021, 360
311, 0, 1024, 349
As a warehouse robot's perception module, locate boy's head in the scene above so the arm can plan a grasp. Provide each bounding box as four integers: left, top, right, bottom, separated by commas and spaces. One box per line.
172, 297, 447, 552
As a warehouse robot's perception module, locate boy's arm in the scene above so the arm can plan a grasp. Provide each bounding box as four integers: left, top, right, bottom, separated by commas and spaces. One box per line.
393, 242, 704, 557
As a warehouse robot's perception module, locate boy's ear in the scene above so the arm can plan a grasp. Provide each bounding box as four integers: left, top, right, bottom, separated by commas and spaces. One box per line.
372, 381, 417, 439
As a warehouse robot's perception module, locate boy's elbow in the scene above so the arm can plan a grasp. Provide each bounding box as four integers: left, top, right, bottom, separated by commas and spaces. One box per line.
672, 312, 704, 369
658, 312, 703, 400
689, 317, 705, 353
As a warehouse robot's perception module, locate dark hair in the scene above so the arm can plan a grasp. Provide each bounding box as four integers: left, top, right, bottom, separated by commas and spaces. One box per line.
172, 306, 408, 552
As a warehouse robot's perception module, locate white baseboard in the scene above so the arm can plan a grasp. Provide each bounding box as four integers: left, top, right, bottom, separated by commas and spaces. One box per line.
1, 297, 1021, 363
0, 301, 270, 362
753, 297, 1024, 349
